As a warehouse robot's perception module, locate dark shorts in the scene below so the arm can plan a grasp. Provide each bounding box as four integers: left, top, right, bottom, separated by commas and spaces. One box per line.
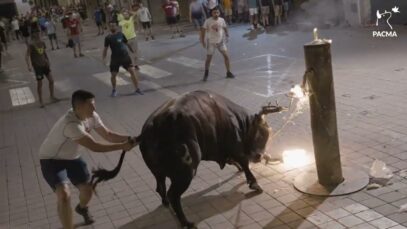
166, 16, 177, 25
96, 21, 102, 26
110, 56, 132, 73
142, 21, 151, 29
48, 33, 57, 40
40, 157, 90, 191
33, 66, 51, 80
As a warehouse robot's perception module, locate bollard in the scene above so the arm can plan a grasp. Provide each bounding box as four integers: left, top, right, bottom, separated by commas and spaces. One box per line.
305, 40, 344, 186
293, 30, 369, 196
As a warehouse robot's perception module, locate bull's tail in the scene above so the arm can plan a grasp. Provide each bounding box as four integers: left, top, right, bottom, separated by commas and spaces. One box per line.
91, 135, 141, 192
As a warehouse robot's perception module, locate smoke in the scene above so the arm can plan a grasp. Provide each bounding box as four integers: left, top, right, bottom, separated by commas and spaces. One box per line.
292, 0, 347, 29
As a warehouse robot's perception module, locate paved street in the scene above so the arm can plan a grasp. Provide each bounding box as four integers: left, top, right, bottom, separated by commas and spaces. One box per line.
1, 18, 407, 229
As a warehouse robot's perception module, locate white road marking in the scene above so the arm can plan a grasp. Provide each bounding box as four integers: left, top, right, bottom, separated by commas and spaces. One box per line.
9, 87, 35, 106
93, 72, 129, 86
166, 56, 204, 69
84, 48, 101, 53
55, 79, 77, 93
139, 65, 172, 79
140, 80, 179, 99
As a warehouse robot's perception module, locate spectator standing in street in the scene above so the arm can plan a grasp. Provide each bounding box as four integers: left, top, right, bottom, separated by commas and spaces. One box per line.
248, 0, 259, 29
237, 0, 248, 22
260, 0, 270, 27
25, 32, 58, 108
39, 89, 137, 229
222, 0, 233, 24
283, 0, 289, 21
189, 0, 206, 30
66, 12, 84, 58
162, 0, 185, 38
0, 42, 3, 72
29, 12, 41, 35
100, 7, 107, 30
200, 7, 234, 81
20, 17, 30, 45
171, 0, 181, 22
45, 15, 59, 50
0, 19, 7, 51
94, 7, 104, 35
118, 10, 139, 67
136, 3, 155, 41
272, 0, 282, 25
39, 13, 47, 36
11, 17, 20, 40
103, 22, 143, 97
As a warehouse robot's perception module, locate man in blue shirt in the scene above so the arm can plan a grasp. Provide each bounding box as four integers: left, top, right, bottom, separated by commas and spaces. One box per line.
94, 7, 104, 35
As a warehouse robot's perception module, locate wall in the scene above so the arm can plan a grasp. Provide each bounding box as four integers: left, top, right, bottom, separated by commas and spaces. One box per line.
14, 0, 31, 15
371, 0, 407, 25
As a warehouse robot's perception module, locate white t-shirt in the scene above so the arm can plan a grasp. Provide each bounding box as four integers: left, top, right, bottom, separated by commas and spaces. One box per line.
206, 0, 218, 9
203, 17, 227, 44
45, 21, 56, 34
39, 109, 104, 160
137, 7, 151, 22
11, 20, 19, 30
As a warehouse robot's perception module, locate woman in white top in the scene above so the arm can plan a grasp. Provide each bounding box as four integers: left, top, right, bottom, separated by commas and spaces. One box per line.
11, 17, 20, 40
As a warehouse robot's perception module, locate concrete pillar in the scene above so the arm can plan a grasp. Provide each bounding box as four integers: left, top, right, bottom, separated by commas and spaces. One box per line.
304, 40, 344, 186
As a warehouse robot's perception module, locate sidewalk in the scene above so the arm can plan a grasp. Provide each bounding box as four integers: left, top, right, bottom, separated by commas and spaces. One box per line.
1, 19, 407, 229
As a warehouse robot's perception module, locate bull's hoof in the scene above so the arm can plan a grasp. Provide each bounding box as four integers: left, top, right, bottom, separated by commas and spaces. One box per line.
182, 221, 196, 229
162, 199, 170, 207
249, 182, 263, 193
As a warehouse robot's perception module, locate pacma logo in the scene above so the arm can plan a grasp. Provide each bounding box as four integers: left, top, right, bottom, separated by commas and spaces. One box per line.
373, 6, 400, 38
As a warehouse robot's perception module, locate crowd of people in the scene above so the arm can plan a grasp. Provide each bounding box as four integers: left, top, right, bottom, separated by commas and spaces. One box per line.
190, 0, 293, 30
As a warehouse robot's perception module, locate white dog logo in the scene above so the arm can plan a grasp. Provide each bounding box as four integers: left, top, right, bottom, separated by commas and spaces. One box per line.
376, 6, 400, 30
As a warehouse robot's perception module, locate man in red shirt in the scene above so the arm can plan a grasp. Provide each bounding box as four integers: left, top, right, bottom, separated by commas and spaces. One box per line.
66, 12, 84, 58
162, 0, 185, 38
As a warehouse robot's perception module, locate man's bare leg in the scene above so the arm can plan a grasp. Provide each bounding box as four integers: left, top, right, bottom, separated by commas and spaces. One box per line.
37, 79, 44, 107
56, 184, 74, 229
78, 42, 83, 56
127, 67, 142, 94
45, 73, 56, 100
77, 183, 92, 207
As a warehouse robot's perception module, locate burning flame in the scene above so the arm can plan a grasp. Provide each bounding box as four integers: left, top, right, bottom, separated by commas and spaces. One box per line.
290, 85, 305, 99
313, 28, 318, 41
282, 149, 312, 169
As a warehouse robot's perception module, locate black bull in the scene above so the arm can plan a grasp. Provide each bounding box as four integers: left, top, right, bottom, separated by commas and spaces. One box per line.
91, 90, 283, 228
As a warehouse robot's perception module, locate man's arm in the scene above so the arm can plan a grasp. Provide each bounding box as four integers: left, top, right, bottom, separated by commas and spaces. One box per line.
25, 46, 32, 71
200, 27, 206, 47
95, 125, 129, 143
224, 26, 229, 38
122, 35, 134, 53
78, 19, 83, 32
75, 134, 133, 152
102, 36, 109, 60
102, 46, 108, 61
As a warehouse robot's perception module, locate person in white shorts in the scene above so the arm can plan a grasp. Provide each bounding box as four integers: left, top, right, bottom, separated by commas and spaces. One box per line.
200, 7, 235, 81
237, 0, 248, 22
247, 0, 259, 29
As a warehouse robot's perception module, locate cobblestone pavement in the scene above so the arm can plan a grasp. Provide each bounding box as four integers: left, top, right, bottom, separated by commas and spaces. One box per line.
1, 18, 407, 229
